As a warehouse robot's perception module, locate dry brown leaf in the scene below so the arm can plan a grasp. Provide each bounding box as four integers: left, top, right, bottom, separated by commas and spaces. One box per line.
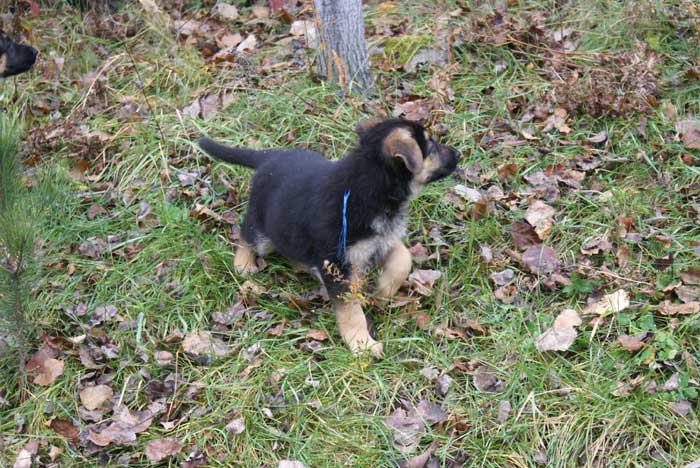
88, 403, 160, 446
237, 34, 257, 52
681, 268, 700, 285
543, 107, 571, 133
398, 440, 438, 468
80, 385, 113, 411
494, 284, 517, 304
617, 334, 645, 351
586, 130, 608, 143
278, 462, 307, 468
497, 400, 511, 422
553, 309, 582, 329
525, 200, 555, 240
408, 269, 442, 296
225, 417, 245, 435
677, 119, 700, 149
510, 221, 541, 249
13, 449, 31, 468
32, 357, 64, 386
145, 437, 183, 462
583, 289, 630, 315
453, 184, 483, 203
215, 3, 238, 20
49, 418, 79, 444
182, 92, 235, 120
490, 269, 514, 286
154, 350, 174, 366
472, 370, 503, 393
657, 301, 700, 316
669, 400, 692, 416
182, 331, 230, 358
306, 329, 329, 341
522, 245, 559, 275
612, 375, 645, 397
252, 5, 270, 18
535, 327, 577, 352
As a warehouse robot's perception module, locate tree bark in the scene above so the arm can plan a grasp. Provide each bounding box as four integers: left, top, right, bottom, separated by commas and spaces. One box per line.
313, 0, 372, 95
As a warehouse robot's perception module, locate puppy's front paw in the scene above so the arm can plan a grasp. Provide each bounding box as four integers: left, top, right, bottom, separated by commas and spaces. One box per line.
234, 246, 259, 275
348, 336, 384, 358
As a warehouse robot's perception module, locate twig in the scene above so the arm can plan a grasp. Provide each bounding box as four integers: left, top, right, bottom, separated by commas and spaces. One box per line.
122, 40, 167, 142
578, 264, 653, 286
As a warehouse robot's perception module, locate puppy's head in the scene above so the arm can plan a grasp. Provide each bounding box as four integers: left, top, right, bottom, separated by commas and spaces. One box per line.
357, 118, 461, 186
0, 31, 38, 79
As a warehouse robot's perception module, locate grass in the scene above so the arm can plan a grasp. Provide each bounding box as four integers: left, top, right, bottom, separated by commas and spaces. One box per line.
1, 0, 699, 467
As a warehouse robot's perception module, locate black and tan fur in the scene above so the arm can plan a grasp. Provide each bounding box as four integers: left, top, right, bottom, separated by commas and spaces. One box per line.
0, 31, 37, 78
198, 119, 460, 356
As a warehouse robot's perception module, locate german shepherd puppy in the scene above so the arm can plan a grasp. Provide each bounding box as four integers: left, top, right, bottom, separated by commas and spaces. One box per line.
198, 119, 460, 356
0, 31, 37, 78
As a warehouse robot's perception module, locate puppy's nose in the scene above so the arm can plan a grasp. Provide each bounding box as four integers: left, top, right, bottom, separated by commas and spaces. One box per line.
450, 147, 461, 160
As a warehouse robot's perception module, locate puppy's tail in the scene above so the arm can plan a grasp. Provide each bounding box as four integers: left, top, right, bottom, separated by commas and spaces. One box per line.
197, 137, 265, 169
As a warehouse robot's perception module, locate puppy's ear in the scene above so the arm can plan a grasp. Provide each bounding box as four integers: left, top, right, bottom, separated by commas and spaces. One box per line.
382, 127, 422, 173
355, 117, 383, 136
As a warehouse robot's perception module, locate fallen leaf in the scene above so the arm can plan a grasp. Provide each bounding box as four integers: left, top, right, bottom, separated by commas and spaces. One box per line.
237, 34, 257, 52
212, 301, 246, 325
306, 329, 329, 341
154, 350, 174, 366
677, 286, 700, 304
612, 375, 645, 397
657, 301, 700, 316
681, 268, 700, 285
80, 385, 113, 411
225, 417, 245, 435
453, 184, 483, 203
435, 373, 452, 397
472, 370, 503, 393
86, 203, 107, 220
669, 400, 692, 417
215, 2, 238, 20
497, 400, 511, 422
49, 418, 79, 444
182, 331, 230, 359
586, 130, 608, 143
398, 440, 438, 468
676, 119, 700, 149
617, 334, 645, 351
13, 449, 31, 468
408, 269, 442, 296
522, 245, 560, 275
543, 107, 571, 133
662, 373, 680, 392
553, 309, 582, 329
497, 163, 518, 180
494, 284, 517, 304
525, 200, 555, 239
182, 91, 235, 120
145, 437, 183, 462
490, 269, 514, 286
535, 327, 577, 352
252, 5, 269, 18
31, 356, 64, 386
583, 289, 630, 315
88, 403, 160, 446
278, 461, 307, 468
510, 221, 541, 249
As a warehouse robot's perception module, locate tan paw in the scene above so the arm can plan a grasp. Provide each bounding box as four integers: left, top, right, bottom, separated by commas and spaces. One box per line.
234, 247, 259, 275
347, 336, 384, 358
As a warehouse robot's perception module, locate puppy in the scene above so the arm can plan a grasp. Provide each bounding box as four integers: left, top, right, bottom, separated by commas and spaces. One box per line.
198, 119, 460, 356
0, 31, 38, 78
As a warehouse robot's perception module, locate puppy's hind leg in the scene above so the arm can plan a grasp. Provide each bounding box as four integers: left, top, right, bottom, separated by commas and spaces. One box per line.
376, 242, 412, 300
234, 212, 263, 275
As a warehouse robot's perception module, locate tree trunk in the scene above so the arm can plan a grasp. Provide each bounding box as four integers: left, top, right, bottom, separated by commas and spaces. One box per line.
313, 0, 372, 95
